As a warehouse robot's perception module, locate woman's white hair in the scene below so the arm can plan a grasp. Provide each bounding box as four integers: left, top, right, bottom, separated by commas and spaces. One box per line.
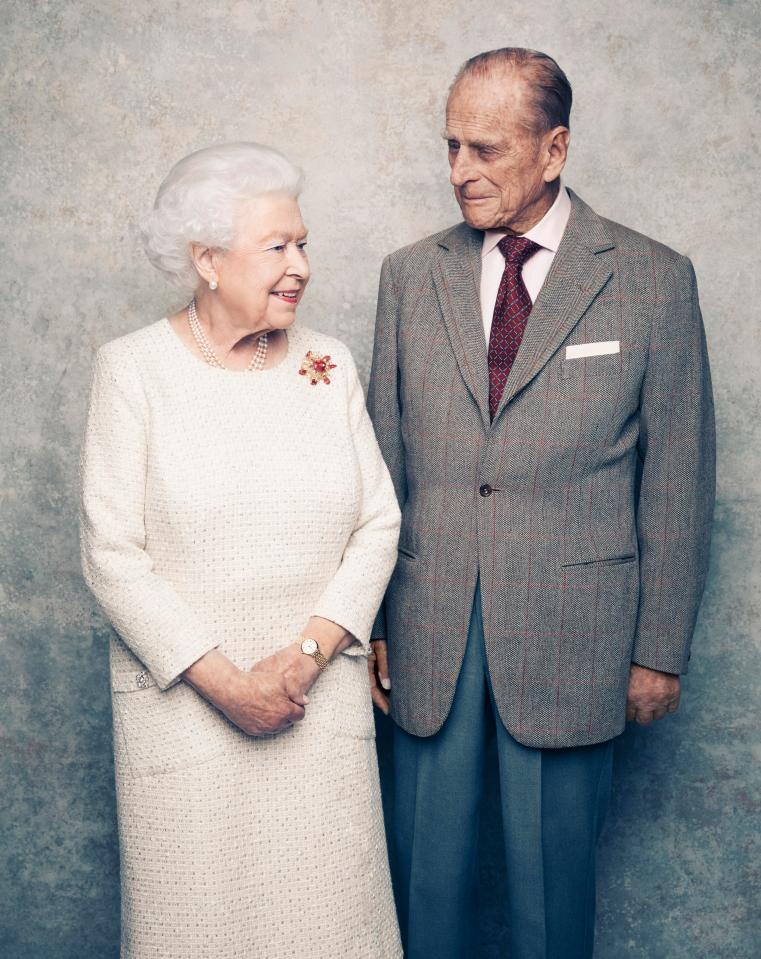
141, 142, 303, 293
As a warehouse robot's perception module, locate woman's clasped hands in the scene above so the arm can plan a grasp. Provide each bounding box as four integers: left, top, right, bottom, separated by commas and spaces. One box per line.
183, 618, 353, 737
183, 646, 314, 736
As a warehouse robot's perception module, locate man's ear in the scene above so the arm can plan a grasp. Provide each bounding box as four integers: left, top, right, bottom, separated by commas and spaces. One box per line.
543, 127, 570, 183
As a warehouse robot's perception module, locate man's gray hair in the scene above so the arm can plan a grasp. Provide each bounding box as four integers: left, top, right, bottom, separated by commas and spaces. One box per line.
453, 48, 572, 134
141, 142, 303, 293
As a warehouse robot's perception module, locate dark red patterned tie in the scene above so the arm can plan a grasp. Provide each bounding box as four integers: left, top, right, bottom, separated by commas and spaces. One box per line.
487, 236, 542, 419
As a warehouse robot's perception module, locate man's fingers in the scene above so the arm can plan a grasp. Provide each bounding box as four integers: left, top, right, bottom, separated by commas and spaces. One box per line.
371, 686, 391, 715
373, 640, 391, 691
628, 699, 679, 724
368, 651, 391, 714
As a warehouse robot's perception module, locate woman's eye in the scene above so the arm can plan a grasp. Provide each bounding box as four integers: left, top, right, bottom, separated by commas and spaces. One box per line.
298, 242, 308, 250
270, 245, 285, 252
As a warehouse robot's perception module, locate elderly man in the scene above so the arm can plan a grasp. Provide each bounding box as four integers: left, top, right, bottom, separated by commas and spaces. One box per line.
367, 48, 715, 959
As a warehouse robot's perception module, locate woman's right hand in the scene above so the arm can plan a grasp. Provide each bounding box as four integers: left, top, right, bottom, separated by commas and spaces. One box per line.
183, 650, 307, 736
219, 669, 307, 736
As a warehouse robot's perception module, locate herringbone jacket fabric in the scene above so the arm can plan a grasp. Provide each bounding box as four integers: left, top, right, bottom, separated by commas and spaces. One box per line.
368, 189, 715, 747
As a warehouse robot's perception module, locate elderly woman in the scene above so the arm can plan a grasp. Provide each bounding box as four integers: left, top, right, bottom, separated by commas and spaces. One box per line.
80, 142, 402, 958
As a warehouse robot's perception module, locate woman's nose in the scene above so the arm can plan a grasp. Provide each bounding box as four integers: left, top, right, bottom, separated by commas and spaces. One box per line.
286, 246, 310, 278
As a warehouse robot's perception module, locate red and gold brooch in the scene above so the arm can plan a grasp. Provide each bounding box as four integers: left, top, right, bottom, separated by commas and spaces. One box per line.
299, 351, 337, 385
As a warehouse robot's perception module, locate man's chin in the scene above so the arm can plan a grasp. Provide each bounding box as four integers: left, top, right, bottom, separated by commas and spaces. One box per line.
462, 212, 494, 231
458, 200, 497, 231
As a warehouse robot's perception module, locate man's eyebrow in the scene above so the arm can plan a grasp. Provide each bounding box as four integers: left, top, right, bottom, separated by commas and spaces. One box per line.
441, 132, 503, 151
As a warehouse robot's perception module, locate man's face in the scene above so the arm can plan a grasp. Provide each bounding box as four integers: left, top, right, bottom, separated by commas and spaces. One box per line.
444, 71, 557, 233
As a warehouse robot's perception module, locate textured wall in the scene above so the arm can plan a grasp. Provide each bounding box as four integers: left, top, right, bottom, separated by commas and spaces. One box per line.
1, 1, 759, 956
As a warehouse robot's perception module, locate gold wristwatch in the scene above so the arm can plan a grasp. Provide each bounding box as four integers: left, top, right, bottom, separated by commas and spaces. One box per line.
300, 636, 329, 670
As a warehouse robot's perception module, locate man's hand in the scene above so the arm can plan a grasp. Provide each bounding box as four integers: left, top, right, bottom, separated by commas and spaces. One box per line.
626, 663, 681, 724
369, 639, 391, 715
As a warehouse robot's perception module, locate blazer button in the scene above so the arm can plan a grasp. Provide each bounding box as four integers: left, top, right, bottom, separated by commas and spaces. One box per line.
479, 484, 493, 497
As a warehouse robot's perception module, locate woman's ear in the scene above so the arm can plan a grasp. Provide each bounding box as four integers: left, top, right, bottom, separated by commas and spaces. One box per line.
189, 243, 221, 288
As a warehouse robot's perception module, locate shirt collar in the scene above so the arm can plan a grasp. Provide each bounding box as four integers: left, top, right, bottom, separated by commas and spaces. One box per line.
481, 180, 572, 258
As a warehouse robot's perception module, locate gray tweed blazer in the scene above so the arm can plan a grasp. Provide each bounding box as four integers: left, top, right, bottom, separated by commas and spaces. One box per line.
367, 189, 715, 747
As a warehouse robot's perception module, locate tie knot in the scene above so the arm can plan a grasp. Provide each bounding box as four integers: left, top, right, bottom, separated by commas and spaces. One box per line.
498, 235, 541, 267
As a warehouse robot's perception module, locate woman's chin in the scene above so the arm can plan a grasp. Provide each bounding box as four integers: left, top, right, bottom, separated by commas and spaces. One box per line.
268, 311, 298, 331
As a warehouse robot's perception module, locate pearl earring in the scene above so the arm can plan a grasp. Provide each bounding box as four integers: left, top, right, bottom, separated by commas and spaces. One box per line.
209, 279, 218, 291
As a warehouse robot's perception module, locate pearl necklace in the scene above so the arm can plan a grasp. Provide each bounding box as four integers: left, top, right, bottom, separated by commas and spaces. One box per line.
187, 300, 268, 372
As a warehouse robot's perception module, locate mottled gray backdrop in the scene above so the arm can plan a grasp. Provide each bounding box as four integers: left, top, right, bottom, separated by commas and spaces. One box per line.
1, 1, 759, 956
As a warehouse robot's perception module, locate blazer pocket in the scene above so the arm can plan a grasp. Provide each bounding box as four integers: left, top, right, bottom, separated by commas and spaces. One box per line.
561, 350, 624, 379
397, 544, 417, 561
561, 553, 636, 568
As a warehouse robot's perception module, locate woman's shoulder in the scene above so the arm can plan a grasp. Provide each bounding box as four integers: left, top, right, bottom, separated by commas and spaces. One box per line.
96, 318, 170, 366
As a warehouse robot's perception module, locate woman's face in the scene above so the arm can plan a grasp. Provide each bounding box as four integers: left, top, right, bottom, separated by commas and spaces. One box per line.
214, 193, 310, 332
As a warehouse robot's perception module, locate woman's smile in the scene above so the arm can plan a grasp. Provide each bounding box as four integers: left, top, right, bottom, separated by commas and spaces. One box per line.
270, 288, 300, 303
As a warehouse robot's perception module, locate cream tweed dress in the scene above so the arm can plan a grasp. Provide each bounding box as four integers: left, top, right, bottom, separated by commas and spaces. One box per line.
80, 318, 403, 959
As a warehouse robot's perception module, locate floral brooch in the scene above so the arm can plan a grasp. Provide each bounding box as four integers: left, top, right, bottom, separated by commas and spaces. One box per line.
299, 350, 337, 385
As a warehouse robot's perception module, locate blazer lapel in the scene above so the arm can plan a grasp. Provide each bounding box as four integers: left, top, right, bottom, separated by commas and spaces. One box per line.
493, 190, 616, 419
432, 224, 491, 428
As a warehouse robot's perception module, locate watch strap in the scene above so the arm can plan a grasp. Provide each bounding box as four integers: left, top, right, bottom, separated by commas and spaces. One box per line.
301, 636, 330, 670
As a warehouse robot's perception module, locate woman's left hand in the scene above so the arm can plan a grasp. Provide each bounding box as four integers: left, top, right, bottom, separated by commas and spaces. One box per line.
250, 643, 322, 704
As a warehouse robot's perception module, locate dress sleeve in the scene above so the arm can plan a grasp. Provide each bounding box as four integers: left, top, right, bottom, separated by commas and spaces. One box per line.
79, 344, 220, 689
310, 348, 401, 655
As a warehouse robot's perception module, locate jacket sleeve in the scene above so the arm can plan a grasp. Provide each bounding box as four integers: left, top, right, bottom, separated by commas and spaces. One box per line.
366, 255, 407, 640
79, 344, 220, 689
310, 347, 401, 655
631, 254, 716, 674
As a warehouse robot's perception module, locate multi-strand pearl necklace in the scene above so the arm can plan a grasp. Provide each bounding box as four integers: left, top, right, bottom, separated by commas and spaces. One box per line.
187, 299, 268, 372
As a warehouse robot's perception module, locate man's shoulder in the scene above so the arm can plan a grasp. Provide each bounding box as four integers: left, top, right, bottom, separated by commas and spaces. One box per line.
593, 212, 699, 301
568, 188, 697, 296
598, 213, 685, 268
384, 222, 473, 274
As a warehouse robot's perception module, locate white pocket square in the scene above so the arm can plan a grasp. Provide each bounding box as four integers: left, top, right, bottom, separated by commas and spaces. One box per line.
565, 340, 620, 359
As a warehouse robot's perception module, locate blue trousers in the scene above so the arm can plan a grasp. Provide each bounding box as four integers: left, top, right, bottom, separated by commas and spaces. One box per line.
391, 582, 614, 959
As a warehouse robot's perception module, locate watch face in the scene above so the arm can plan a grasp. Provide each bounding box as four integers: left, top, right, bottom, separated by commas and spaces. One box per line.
301, 638, 318, 655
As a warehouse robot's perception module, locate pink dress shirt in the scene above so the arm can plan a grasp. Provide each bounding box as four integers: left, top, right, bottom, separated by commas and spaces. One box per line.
480, 181, 572, 342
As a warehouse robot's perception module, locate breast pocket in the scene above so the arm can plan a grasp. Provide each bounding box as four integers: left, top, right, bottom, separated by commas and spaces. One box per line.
561, 352, 624, 379
548, 346, 629, 444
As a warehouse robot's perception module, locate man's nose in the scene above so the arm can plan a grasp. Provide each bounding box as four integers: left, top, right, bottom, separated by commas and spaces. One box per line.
449, 149, 474, 188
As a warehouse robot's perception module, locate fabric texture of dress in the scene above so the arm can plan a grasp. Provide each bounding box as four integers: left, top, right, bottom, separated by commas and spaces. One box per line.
80, 318, 402, 958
